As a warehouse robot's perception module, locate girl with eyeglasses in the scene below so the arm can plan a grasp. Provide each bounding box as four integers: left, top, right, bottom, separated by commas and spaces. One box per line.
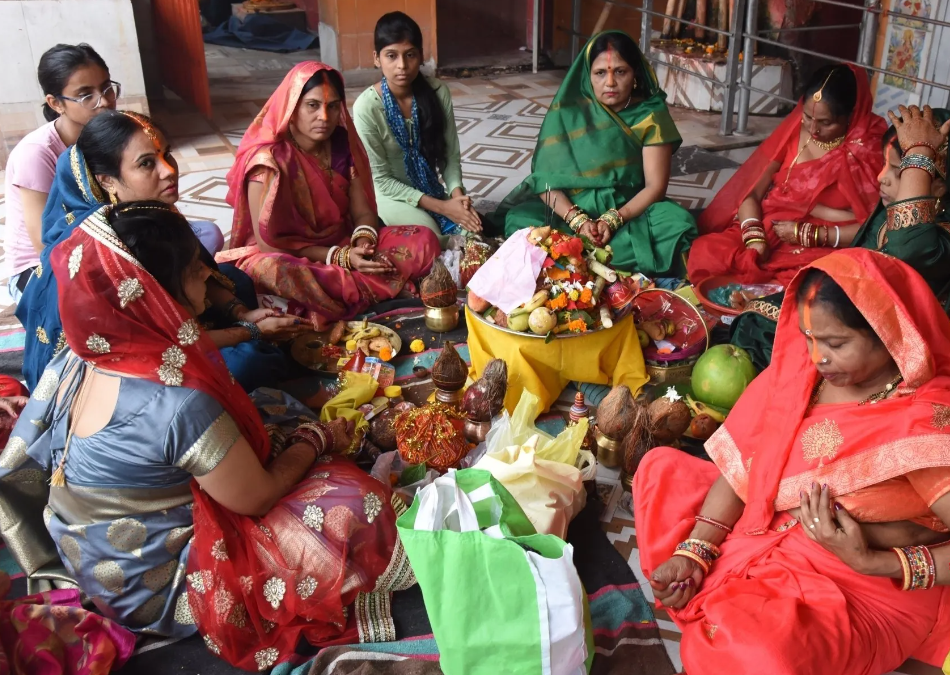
3, 43, 119, 304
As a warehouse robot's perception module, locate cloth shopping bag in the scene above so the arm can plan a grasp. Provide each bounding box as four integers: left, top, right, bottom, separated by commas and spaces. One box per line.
397, 469, 593, 675
474, 435, 586, 539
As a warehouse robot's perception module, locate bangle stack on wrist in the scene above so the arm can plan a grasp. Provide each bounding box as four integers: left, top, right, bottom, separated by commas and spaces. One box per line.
740, 217, 766, 249
893, 545, 936, 591
334, 245, 352, 270
900, 153, 938, 179
673, 538, 721, 574
600, 208, 623, 232
351, 225, 379, 246
796, 222, 826, 248
287, 421, 331, 457
235, 320, 262, 341
568, 211, 591, 234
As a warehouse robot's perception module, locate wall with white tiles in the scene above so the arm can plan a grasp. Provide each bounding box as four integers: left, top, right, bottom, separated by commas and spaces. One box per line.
0, 0, 150, 164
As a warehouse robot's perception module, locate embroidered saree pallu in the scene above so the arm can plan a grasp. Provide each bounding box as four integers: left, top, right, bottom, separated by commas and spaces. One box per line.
397, 469, 593, 675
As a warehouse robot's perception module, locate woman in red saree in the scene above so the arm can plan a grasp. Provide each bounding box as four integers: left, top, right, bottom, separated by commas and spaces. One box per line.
219, 62, 439, 327
17, 203, 411, 671
635, 248, 950, 674
686, 65, 886, 286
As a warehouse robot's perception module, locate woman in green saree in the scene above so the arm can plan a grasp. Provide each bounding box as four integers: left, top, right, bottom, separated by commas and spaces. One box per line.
730, 105, 950, 370
498, 31, 696, 277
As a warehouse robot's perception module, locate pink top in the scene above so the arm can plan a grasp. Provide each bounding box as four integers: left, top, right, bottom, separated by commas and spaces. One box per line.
4, 121, 67, 277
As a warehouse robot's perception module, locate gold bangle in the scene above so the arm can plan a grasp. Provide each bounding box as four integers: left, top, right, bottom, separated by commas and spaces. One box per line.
672, 549, 710, 574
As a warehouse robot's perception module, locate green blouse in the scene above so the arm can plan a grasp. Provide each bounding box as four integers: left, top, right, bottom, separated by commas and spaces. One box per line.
352, 77, 465, 207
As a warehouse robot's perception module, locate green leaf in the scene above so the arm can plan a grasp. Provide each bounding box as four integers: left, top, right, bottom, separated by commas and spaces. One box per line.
400, 463, 427, 486
545, 330, 556, 344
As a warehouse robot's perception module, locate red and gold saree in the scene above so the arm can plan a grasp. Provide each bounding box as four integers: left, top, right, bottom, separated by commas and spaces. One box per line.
636, 249, 950, 674
686, 65, 887, 286
51, 208, 405, 671
219, 62, 439, 326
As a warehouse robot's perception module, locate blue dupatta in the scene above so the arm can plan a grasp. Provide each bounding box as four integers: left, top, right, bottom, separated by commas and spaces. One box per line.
380, 77, 459, 235
16, 146, 106, 390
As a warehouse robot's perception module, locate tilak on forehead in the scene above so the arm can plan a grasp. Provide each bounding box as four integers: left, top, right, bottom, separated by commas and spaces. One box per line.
802, 283, 822, 364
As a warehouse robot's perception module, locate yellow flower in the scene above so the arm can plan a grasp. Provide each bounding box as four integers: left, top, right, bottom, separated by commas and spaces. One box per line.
568, 289, 580, 302
410, 339, 425, 353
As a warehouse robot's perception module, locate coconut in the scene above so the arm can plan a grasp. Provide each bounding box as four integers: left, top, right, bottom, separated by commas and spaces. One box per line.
369, 408, 398, 450
420, 259, 458, 308
648, 395, 692, 444
621, 402, 655, 476
462, 359, 508, 421
595, 385, 636, 441
431, 341, 468, 392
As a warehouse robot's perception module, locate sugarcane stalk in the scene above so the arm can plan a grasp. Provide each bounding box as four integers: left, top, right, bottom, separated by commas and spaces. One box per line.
661, 0, 679, 39
599, 305, 614, 329
673, 0, 687, 38
592, 1, 614, 35
694, 0, 707, 41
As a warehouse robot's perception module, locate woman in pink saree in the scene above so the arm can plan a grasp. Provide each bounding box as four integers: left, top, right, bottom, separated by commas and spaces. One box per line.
219, 62, 439, 327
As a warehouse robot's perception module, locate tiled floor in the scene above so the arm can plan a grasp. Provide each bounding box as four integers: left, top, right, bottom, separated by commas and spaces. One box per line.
2, 45, 933, 675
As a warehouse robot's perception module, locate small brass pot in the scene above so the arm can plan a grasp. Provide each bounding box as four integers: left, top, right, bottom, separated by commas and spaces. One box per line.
463, 419, 492, 444
435, 388, 465, 406
620, 470, 633, 491
594, 427, 622, 468
424, 304, 460, 333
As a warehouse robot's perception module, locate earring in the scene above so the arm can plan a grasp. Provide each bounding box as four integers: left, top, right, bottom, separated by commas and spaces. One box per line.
107, 188, 118, 205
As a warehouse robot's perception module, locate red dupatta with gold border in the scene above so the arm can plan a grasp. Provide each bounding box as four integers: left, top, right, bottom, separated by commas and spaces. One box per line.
705, 248, 950, 534
225, 61, 377, 252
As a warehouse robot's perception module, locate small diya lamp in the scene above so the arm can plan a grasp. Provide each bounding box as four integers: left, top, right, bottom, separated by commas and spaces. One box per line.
593, 385, 637, 469
421, 259, 460, 332
431, 341, 468, 406
461, 359, 508, 443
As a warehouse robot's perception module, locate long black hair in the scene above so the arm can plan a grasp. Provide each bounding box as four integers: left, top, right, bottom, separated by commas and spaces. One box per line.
796, 268, 875, 337
78, 110, 165, 179
802, 65, 857, 119
588, 32, 651, 99
38, 43, 109, 122
109, 202, 201, 304
374, 11, 447, 171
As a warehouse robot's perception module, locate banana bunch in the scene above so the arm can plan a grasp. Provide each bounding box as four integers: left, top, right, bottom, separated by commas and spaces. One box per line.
684, 394, 726, 423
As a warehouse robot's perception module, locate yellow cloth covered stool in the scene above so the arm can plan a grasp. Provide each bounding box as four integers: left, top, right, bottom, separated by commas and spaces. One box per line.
465, 307, 648, 413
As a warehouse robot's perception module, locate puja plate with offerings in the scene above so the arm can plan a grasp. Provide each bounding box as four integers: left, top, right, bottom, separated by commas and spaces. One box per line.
291, 321, 402, 372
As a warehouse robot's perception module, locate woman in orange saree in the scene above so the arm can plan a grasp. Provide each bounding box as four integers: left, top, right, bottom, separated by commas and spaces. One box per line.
686, 65, 886, 286
219, 62, 439, 327
635, 248, 950, 675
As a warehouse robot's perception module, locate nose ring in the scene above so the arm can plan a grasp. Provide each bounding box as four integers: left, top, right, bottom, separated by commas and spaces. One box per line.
820, 358, 830, 365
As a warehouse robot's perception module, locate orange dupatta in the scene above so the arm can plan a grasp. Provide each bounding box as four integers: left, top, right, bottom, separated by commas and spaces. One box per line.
225, 61, 377, 251
705, 248, 950, 534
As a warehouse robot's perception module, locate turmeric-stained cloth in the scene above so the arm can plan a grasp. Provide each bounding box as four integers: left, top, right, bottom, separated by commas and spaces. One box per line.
466, 308, 647, 413
219, 61, 439, 327
0, 571, 135, 674
687, 64, 886, 286
634, 249, 950, 674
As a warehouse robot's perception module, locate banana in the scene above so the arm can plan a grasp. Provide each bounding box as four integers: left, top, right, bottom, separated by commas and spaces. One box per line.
352, 327, 381, 341
685, 394, 726, 423
524, 290, 549, 313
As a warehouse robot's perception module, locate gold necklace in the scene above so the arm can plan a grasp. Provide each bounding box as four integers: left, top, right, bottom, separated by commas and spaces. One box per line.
288, 132, 332, 177
810, 373, 904, 407
812, 134, 846, 151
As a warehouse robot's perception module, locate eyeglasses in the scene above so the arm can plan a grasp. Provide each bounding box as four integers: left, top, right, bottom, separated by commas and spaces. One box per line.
59, 82, 122, 110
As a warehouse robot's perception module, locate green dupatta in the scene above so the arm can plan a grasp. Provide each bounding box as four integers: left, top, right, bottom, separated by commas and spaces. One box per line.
498, 31, 680, 210
495, 31, 694, 276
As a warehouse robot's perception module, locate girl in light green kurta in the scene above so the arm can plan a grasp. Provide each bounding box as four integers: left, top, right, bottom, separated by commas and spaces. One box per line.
497, 31, 697, 276
353, 12, 480, 243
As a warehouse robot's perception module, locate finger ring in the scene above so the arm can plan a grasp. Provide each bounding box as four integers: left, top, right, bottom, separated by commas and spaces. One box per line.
809, 524, 816, 529
813, 517, 820, 523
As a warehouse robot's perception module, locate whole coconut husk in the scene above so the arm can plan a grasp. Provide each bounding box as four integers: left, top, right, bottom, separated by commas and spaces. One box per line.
462, 359, 508, 421
369, 408, 398, 451
595, 385, 636, 440
421, 259, 458, 308
431, 341, 468, 392
621, 402, 656, 476
648, 397, 692, 444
